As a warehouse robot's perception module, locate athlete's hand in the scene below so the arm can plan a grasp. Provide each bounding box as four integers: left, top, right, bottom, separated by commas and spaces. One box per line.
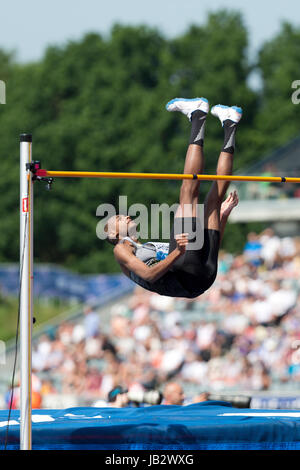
175, 233, 189, 254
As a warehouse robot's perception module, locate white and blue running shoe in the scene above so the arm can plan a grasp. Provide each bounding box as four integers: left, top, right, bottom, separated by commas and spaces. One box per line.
211, 104, 243, 126
166, 97, 209, 121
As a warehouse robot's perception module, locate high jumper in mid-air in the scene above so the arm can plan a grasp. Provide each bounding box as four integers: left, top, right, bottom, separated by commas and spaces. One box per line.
105, 97, 241, 298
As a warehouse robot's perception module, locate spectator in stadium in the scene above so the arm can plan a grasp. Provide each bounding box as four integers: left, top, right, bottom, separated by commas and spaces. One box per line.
83, 304, 100, 338
243, 232, 262, 267
107, 385, 130, 408
163, 382, 185, 405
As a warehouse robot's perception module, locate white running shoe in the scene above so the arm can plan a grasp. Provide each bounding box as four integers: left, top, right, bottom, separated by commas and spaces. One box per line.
166, 97, 209, 121
211, 104, 243, 126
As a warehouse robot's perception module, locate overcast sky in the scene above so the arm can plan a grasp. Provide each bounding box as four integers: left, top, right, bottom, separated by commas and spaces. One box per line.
1, 0, 300, 63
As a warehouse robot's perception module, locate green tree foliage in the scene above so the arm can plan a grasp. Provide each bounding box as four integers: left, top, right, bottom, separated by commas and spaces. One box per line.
0, 11, 297, 273
254, 22, 300, 155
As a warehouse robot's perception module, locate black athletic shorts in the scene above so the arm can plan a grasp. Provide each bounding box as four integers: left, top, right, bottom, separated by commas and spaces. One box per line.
168, 217, 220, 297
129, 217, 220, 299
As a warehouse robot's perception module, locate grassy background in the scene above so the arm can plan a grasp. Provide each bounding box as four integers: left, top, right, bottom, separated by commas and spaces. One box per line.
0, 296, 72, 342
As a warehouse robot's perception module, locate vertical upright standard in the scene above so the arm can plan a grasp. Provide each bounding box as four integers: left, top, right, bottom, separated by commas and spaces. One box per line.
19, 134, 33, 450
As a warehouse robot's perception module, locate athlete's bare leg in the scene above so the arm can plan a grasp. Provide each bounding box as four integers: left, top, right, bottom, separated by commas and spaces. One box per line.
177, 143, 205, 218
204, 151, 234, 231
166, 97, 209, 219
204, 104, 242, 231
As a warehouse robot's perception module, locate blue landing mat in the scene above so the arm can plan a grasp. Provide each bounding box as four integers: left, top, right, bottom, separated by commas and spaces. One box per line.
0, 401, 300, 450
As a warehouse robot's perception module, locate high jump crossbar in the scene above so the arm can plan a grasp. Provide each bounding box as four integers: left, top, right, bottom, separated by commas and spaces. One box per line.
35, 169, 300, 184
19, 133, 300, 451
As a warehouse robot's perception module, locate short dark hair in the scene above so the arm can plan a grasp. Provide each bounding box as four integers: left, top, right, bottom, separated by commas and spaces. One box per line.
108, 386, 128, 402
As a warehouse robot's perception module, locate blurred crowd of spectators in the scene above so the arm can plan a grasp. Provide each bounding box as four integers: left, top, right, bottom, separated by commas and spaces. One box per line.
5, 228, 300, 409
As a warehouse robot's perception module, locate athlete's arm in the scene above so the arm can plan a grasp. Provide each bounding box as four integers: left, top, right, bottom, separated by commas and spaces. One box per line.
114, 234, 188, 283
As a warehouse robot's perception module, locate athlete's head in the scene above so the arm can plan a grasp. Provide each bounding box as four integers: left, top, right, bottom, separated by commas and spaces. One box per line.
104, 214, 137, 245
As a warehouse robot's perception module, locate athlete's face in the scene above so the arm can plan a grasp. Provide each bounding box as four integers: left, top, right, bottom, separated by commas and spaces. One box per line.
107, 215, 137, 240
